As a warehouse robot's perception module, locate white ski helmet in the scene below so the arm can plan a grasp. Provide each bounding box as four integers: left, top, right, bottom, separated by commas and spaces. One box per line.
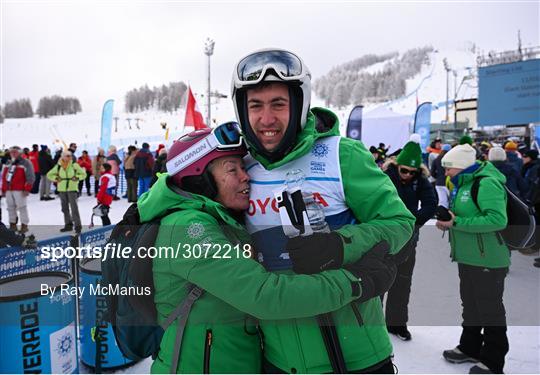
231, 48, 312, 161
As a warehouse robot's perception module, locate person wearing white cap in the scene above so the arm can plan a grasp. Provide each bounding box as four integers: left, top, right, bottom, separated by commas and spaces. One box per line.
488, 146, 527, 199
436, 143, 510, 374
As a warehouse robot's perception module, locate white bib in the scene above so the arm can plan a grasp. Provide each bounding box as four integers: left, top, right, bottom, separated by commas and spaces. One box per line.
245, 136, 355, 270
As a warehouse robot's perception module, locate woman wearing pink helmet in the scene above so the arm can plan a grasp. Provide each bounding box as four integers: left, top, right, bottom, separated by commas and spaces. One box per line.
137, 122, 393, 373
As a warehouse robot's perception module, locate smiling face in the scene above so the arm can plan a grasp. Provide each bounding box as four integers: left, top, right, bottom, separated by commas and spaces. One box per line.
211, 156, 250, 212
398, 165, 418, 183
246, 82, 290, 152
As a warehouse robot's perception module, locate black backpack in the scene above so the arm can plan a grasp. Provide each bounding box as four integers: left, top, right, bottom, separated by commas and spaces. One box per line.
471, 177, 536, 250
101, 203, 203, 373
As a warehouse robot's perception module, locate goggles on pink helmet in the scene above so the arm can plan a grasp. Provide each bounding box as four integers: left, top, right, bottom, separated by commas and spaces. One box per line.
167, 122, 247, 186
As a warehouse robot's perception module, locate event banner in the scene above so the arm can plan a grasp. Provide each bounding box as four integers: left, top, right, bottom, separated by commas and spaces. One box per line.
346, 105, 363, 140
478, 59, 540, 126
413, 102, 432, 153
79, 225, 113, 250
0, 235, 72, 278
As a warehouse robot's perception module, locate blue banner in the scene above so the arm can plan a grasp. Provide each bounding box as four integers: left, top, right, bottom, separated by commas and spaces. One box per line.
100, 99, 114, 151
79, 226, 113, 250
414, 102, 433, 153
346, 105, 363, 140
0, 235, 72, 279
478, 59, 540, 126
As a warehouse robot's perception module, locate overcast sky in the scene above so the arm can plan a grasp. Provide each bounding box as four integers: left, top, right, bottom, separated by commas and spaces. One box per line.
1, 1, 539, 113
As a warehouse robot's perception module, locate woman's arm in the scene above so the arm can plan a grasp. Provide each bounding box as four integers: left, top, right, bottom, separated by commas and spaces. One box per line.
156, 210, 360, 320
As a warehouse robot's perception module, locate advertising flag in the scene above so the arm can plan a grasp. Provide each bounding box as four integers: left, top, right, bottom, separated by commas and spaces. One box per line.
100, 99, 114, 151
346, 105, 363, 140
413, 102, 433, 153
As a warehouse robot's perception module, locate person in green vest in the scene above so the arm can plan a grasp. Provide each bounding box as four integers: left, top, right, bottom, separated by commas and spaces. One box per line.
47, 150, 86, 233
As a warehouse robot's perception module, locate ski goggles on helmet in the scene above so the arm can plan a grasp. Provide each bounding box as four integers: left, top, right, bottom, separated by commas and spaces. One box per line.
166, 122, 244, 177
235, 50, 307, 85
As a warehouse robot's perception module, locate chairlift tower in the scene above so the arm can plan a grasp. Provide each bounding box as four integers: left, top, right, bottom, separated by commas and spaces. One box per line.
204, 38, 215, 127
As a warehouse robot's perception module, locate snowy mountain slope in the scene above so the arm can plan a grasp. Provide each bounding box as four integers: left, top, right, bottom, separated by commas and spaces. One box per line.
1, 97, 238, 151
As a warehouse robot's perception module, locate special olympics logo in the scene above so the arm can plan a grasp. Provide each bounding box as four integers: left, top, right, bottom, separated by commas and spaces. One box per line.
312, 143, 329, 158
56, 333, 73, 357
187, 223, 205, 239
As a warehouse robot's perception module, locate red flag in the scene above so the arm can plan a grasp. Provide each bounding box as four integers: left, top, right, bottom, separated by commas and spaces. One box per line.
184, 86, 207, 130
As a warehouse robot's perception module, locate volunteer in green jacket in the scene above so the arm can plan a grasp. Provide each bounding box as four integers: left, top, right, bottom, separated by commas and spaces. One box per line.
231, 48, 415, 373
47, 150, 86, 233
436, 144, 509, 374
143, 123, 398, 374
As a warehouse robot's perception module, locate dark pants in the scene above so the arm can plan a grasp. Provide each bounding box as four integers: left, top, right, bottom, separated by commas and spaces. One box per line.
533, 203, 540, 250
31, 173, 41, 194
113, 173, 120, 197
457, 263, 509, 374
94, 178, 100, 197
101, 205, 111, 226
385, 244, 416, 326
127, 177, 138, 202
59, 191, 81, 227
78, 174, 92, 194
262, 357, 394, 374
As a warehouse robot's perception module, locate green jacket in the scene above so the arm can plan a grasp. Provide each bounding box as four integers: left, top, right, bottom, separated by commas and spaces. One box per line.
246, 107, 415, 373
141, 175, 362, 373
449, 161, 510, 268
46, 161, 86, 192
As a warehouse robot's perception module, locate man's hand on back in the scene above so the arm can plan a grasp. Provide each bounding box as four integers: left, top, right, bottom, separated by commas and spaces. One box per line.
286, 232, 344, 274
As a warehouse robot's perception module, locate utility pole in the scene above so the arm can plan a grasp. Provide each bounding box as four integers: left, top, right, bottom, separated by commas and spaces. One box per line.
204, 38, 215, 127
453, 70, 458, 100
443, 58, 450, 124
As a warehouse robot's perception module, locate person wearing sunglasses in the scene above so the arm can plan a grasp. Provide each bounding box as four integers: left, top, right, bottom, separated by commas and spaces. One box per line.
231, 48, 415, 373
382, 141, 437, 341
141, 123, 396, 373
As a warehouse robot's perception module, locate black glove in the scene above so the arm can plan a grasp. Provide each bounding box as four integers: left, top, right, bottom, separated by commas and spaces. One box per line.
436, 205, 452, 221
344, 241, 397, 302
286, 232, 344, 274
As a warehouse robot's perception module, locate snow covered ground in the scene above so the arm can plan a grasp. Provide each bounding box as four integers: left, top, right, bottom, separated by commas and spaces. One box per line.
10, 194, 540, 374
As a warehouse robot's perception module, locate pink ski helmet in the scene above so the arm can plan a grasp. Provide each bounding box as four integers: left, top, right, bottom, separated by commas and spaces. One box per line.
167, 122, 247, 187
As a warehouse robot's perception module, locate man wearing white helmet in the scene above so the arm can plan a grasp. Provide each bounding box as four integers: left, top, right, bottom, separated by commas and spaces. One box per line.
232, 48, 415, 373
